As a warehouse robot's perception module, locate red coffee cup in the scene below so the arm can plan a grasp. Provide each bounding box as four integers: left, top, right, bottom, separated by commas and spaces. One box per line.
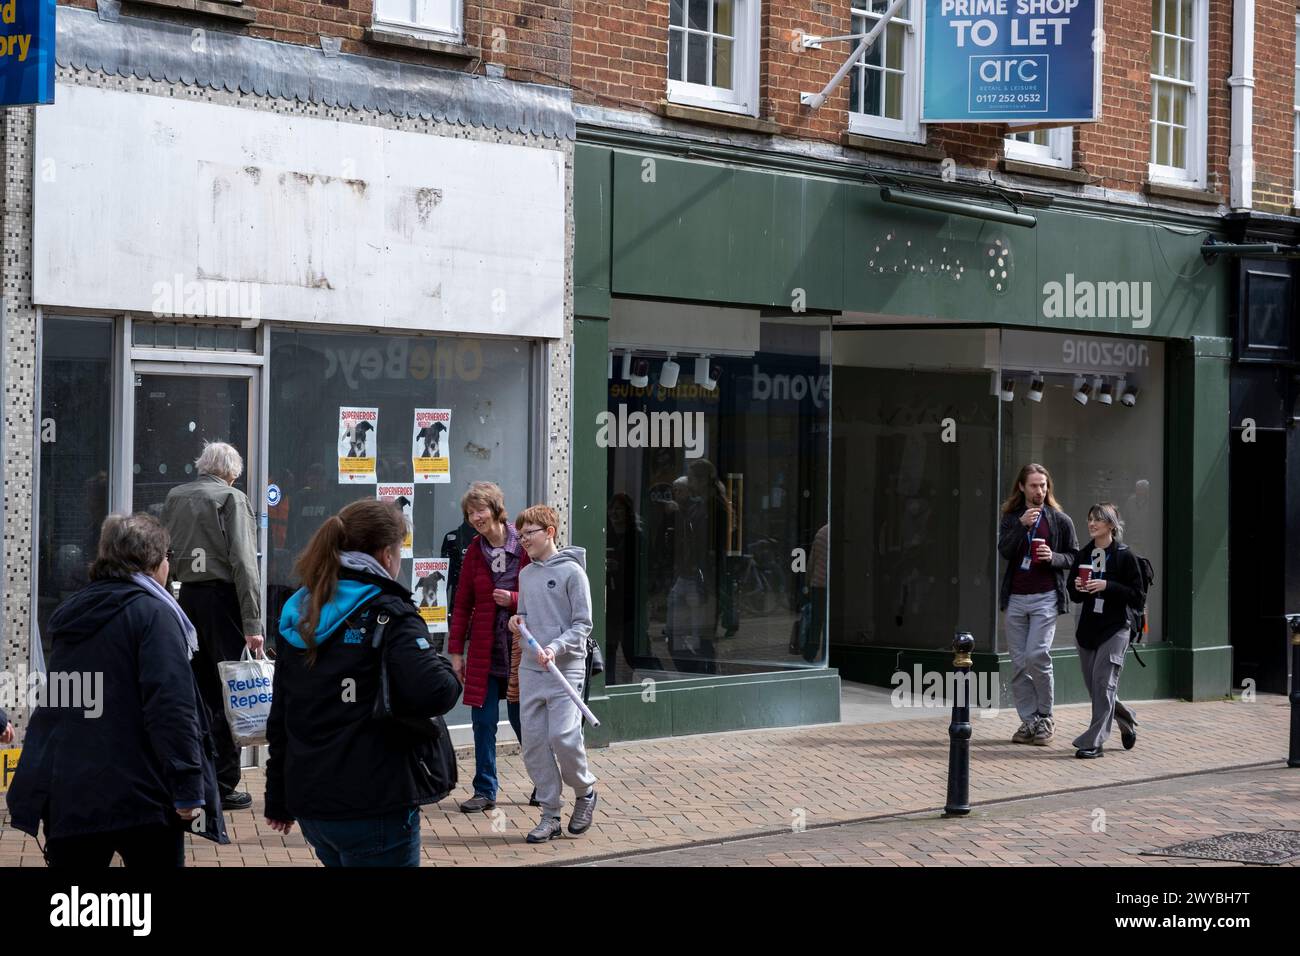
1077, 566, 1092, 587
1032, 537, 1047, 562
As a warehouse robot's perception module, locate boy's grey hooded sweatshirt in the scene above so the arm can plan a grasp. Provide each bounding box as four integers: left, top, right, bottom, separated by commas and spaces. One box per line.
517, 546, 591, 674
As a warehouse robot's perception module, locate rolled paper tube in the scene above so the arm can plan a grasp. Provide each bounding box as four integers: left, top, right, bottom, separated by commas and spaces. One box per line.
518, 620, 601, 726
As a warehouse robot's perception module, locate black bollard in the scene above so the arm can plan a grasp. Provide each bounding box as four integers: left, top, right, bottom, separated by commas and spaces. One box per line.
1287, 615, 1300, 769
944, 631, 975, 816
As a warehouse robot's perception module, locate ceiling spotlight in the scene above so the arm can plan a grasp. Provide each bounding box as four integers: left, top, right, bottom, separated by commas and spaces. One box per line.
1097, 377, 1114, 405
608, 351, 615, 379
1072, 375, 1091, 406
620, 351, 633, 381
990, 370, 1002, 397
999, 377, 1015, 402
660, 354, 681, 389
695, 356, 718, 391
1028, 372, 1045, 403
629, 358, 650, 389
1121, 381, 1138, 407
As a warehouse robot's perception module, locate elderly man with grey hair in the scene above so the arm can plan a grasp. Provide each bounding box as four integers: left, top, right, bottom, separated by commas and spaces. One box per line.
162, 440, 263, 811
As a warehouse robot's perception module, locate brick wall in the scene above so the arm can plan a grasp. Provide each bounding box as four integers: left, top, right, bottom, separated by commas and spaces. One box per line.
61, 0, 572, 86
569, 0, 1298, 208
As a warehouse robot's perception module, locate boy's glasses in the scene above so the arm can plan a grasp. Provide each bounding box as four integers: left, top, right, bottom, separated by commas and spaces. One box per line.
519, 528, 546, 540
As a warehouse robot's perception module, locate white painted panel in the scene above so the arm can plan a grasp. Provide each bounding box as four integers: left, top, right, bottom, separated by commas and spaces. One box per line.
33, 83, 565, 339
608, 299, 762, 356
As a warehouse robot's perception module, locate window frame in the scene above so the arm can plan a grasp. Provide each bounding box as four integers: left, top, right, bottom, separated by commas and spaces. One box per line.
846, 1, 923, 143
1004, 126, 1074, 168
372, 0, 463, 45
666, 0, 762, 117
1148, 0, 1209, 188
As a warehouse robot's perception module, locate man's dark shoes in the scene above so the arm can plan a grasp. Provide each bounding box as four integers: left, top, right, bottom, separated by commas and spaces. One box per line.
1075, 747, 1104, 759
459, 795, 495, 813
221, 790, 253, 811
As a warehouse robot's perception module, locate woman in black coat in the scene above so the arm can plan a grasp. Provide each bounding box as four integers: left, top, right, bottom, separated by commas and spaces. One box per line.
266, 498, 462, 867
6, 513, 228, 867
1067, 502, 1147, 759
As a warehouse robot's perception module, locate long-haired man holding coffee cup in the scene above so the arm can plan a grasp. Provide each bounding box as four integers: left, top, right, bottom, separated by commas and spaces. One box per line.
997, 464, 1079, 747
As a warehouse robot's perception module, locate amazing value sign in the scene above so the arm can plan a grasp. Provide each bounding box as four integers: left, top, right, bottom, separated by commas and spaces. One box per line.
0, 0, 54, 107
921, 0, 1100, 123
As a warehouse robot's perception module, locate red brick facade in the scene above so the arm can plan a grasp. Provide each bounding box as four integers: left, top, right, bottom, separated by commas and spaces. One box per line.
57, 0, 1299, 212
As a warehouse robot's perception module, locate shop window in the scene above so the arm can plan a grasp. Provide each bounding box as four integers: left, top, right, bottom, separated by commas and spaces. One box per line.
848, 0, 922, 142
36, 316, 115, 655
373, 0, 462, 42
1005, 126, 1073, 168
1149, 0, 1207, 186
667, 0, 761, 116
266, 329, 534, 722
998, 330, 1166, 651
133, 321, 257, 353
604, 302, 831, 683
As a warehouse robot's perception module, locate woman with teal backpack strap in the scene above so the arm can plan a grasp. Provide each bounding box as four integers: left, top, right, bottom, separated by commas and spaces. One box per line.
265, 498, 462, 867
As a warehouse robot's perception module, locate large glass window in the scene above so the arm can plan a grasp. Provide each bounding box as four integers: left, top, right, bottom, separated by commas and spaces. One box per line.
36, 316, 115, 653
266, 329, 535, 728
373, 0, 462, 41
604, 303, 830, 683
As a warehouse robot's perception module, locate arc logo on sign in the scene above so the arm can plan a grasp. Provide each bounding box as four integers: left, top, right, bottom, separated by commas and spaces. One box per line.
266, 484, 282, 506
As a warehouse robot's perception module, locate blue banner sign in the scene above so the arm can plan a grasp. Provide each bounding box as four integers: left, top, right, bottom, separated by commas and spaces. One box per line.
922, 0, 1100, 123
0, 0, 55, 107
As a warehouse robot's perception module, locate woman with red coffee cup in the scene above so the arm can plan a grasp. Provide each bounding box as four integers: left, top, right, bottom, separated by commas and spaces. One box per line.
1067, 503, 1147, 759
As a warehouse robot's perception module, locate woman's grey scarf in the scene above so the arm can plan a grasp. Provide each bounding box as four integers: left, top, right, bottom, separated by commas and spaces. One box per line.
131, 572, 200, 659
340, 550, 394, 581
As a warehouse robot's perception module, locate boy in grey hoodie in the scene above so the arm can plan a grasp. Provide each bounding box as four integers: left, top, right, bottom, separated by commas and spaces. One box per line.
508, 504, 598, 843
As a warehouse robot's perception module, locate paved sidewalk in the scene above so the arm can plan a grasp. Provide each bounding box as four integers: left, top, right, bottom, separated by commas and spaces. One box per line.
590, 765, 1300, 866
0, 695, 1288, 866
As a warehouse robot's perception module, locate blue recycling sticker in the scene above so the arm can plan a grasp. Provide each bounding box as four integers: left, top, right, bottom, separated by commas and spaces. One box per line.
266, 484, 281, 506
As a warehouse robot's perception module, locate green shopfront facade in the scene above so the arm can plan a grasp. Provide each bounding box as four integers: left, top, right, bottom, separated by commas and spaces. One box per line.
574, 130, 1233, 745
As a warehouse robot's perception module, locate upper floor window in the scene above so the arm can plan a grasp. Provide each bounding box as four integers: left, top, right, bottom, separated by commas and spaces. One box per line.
1293, 13, 1300, 205
1005, 126, 1073, 168
848, 0, 921, 142
373, 0, 462, 42
1149, 0, 1207, 187
667, 0, 761, 116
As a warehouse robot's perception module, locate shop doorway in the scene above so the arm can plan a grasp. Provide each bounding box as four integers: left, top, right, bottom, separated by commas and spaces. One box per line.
129, 366, 259, 519
1229, 428, 1288, 694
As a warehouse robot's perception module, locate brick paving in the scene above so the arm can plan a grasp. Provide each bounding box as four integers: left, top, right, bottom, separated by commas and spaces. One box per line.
0, 694, 1289, 867
591, 765, 1300, 867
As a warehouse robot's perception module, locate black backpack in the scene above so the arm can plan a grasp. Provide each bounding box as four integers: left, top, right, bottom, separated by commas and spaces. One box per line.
1127, 552, 1155, 666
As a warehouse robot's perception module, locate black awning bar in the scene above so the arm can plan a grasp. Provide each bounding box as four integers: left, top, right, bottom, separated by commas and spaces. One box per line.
1201, 237, 1300, 263
879, 187, 1038, 229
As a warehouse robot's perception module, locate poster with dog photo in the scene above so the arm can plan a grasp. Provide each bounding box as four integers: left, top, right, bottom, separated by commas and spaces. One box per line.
376, 484, 414, 558
411, 408, 451, 484
412, 557, 449, 633
338, 407, 378, 484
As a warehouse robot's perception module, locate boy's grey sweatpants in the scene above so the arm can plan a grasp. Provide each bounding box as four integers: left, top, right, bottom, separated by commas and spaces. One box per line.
1072, 626, 1136, 750
519, 665, 597, 817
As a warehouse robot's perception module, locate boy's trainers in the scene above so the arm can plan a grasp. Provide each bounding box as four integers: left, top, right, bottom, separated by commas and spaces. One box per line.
1031, 716, 1055, 746
526, 816, 563, 844
1012, 721, 1035, 744
567, 787, 598, 835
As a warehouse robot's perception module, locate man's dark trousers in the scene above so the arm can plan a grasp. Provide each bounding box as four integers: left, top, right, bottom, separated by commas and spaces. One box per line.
180, 581, 246, 795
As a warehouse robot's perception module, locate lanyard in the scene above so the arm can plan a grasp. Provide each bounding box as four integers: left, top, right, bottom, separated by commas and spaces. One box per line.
1025, 508, 1045, 551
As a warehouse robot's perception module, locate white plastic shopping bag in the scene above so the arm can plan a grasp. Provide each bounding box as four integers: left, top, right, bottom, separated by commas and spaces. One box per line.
218, 648, 274, 747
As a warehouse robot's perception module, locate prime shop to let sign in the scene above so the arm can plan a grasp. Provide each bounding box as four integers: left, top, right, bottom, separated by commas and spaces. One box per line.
922, 0, 1100, 123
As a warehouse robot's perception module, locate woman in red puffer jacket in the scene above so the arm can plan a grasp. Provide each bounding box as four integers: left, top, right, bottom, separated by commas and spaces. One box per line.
447, 482, 530, 813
